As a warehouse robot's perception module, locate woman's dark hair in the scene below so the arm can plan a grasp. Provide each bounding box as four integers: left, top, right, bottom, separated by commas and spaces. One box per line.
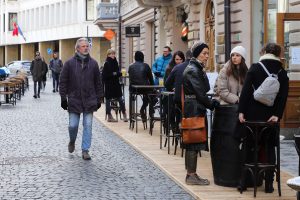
226, 56, 248, 84
264, 43, 281, 57
165, 51, 185, 76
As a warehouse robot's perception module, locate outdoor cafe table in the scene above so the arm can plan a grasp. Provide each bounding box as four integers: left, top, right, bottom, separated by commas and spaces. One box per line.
160, 91, 175, 154
129, 85, 164, 133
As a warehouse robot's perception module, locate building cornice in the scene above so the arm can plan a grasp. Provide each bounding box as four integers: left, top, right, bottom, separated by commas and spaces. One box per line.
136, 0, 172, 8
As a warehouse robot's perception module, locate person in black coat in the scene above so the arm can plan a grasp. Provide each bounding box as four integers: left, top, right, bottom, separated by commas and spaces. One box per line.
238, 43, 289, 193
128, 51, 155, 122
165, 49, 191, 134
102, 49, 128, 122
182, 42, 220, 185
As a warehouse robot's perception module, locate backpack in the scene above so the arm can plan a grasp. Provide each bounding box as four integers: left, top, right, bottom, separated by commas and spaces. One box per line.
253, 62, 281, 106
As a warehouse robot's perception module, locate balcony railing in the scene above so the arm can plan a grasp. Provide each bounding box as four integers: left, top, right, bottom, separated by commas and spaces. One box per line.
96, 3, 118, 20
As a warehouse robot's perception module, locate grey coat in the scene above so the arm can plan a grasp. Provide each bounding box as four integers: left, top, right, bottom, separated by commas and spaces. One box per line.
59, 53, 103, 113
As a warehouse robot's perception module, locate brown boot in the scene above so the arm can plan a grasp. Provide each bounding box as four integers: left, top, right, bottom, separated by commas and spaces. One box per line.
122, 112, 128, 122
82, 150, 91, 160
107, 114, 117, 122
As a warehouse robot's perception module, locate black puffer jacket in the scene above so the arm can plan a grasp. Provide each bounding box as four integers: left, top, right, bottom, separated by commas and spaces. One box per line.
128, 61, 154, 89
183, 58, 214, 117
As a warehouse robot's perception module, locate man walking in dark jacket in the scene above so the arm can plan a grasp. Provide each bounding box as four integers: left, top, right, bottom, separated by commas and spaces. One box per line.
128, 51, 155, 121
59, 38, 103, 160
30, 51, 47, 98
49, 52, 63, 93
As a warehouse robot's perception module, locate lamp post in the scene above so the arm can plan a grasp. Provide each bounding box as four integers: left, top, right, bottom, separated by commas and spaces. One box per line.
118, 0, 122, 66
224, 0, 231, 61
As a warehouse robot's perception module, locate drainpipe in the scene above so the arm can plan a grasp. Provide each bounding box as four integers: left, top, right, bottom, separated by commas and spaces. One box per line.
224, 0, 231, 61
118, 0, 122, 67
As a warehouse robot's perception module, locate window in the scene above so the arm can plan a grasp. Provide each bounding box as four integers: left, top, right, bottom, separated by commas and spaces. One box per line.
3, 14, 5, 32
86, 0, 94, 21
8, 13, 17, 31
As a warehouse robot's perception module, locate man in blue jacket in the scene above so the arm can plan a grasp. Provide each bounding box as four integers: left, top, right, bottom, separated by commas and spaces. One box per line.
59, 38, 103, 160
152, 46, 172, 85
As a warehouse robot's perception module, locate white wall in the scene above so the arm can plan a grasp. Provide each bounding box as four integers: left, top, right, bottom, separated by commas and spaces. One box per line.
0, 0, 104, 46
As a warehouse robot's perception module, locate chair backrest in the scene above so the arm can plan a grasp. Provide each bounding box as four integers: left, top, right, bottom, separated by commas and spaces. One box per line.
294, 134, 300, 156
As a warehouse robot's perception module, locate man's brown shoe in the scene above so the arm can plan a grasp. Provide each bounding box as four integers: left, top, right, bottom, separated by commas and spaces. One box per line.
68, 142, 75, 153
82, 151, 91, 160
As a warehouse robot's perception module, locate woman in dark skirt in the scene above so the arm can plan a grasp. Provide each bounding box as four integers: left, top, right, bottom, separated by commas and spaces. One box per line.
182, 41, 220, 185
238, 43, 289, 193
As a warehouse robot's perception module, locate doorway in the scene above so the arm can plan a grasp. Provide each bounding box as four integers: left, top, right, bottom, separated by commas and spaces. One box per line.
276, 13, 300, 128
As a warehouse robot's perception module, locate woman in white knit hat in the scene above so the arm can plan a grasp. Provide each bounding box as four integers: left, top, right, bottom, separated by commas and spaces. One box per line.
215, 45, 248, 105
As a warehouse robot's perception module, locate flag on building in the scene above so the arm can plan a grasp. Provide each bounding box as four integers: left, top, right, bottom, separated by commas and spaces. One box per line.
12, 23, 26, 41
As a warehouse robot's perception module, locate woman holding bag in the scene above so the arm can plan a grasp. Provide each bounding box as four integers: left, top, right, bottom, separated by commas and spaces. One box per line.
182, 41, 220, 185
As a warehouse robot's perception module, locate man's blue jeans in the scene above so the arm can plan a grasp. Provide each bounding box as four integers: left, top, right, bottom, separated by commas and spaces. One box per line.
69, 112, 93, 151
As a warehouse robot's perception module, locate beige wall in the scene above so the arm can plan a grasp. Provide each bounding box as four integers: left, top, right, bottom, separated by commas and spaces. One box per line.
121, 8, 155, 69
21, 43, 35, 61
99, 39, 110, 67
0, 47, 4, 66
39, 42, 55, 64
59, 39, 76, 63
5, 45, 18, 64
89, 37, 101, 65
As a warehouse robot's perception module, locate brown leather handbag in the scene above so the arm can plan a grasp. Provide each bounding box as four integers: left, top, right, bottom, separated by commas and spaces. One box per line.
181, 86, 207, 144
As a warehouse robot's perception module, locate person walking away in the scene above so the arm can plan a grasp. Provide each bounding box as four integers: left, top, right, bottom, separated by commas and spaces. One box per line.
128, 51, 155, 122
152, 46, 172, 85
182, 42, 220, 185
30, 51, 47, 98
102, 49, 128, 122
211, 46, 248, 187
59, 37, 103, 160
49, 52, 63, 92
41, 57, 48, 91
238, 43, 289, 193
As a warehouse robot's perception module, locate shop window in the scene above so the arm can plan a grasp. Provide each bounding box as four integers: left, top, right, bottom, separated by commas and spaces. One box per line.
86, 0, 94, 21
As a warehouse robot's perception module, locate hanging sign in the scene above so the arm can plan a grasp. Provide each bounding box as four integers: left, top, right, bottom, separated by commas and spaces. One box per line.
125, 25, 140, 37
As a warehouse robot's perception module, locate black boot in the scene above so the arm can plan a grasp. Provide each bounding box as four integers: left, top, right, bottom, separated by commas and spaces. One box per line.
265, 171, 274, 193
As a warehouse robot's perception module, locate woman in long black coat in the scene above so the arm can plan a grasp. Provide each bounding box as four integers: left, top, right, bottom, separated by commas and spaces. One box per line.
102, 49, 127, 122
182, 42, 219, 185
238, 43, 289, 193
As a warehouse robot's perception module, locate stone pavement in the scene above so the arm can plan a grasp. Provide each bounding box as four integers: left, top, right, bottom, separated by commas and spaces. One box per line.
0, 78, 194, 200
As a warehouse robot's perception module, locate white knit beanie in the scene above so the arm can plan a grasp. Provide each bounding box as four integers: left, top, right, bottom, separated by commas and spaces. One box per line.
230, 46, 246, 60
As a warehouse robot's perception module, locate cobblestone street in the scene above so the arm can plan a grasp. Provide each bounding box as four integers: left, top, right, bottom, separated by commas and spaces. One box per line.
0, 78, 193, 200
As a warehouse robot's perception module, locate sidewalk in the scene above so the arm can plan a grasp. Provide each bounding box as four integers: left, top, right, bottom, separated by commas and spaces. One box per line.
94, 102, 296, 200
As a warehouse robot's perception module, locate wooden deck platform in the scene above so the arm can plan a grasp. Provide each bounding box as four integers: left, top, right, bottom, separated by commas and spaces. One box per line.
94, 108, 296, 200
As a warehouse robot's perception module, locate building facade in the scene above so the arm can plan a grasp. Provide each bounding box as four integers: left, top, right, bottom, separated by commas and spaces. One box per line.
96, 0, 300, 128
0, 0, 110, 66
